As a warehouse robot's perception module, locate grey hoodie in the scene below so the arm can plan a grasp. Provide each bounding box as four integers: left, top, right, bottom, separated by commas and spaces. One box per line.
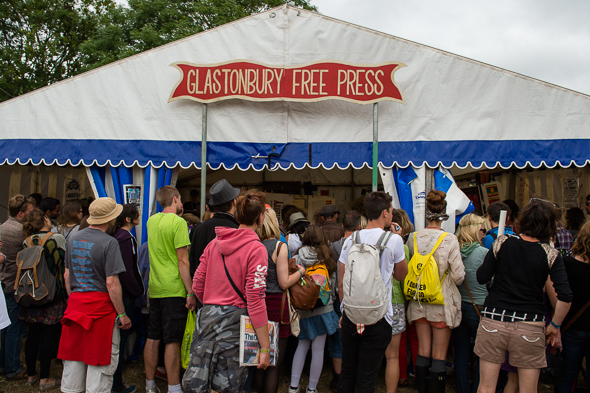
296, 246, 335, 318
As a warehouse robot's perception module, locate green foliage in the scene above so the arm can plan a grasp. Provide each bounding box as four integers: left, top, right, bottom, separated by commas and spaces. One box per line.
1, 0, 317, 102
0, 0, 113, 101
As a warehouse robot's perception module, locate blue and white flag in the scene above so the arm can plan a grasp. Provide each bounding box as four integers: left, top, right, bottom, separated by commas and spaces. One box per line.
86, 165, 178, 244
434, 167, 475, 233
381, 165, 474, 232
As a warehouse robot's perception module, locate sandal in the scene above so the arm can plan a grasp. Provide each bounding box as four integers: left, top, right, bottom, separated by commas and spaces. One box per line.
26, 375, 40, 386
38, 380, 61, 391
398, 379, 409, 387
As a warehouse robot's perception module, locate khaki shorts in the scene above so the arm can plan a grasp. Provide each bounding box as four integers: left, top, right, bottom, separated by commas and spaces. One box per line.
61, 326, 120, 393
474, 317, 547, 369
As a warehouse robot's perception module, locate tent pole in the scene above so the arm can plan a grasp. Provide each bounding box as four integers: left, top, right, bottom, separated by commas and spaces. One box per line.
200, 103, 208, 220
372, 102, 379, 192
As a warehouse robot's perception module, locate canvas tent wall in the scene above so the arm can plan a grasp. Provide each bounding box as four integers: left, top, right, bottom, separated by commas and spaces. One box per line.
1, 5, 590, 237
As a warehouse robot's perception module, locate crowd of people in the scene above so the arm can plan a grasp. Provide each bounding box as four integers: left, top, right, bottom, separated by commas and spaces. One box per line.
0, 183, 589, 393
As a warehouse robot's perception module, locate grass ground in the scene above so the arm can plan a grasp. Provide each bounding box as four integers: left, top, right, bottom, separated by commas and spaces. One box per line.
0, 338, 563, 393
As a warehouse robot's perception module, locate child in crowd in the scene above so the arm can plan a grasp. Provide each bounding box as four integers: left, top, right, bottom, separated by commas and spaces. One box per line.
289, 225, 340, 393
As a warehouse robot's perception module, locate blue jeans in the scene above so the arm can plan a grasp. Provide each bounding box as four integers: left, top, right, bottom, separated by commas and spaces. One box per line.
453, 302, 481, 393
554, 328, 590, 393
0, 291, 26, 377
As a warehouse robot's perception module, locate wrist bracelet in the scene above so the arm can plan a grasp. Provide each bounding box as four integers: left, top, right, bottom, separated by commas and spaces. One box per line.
117, 312, 126, 319
299, 270, 303, 279
259, 348, 271, 353
550, 320, 561, 328
187, 293, 195, 297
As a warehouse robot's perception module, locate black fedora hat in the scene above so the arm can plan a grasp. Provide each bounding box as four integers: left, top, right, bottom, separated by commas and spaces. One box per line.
208, 179, 240, 206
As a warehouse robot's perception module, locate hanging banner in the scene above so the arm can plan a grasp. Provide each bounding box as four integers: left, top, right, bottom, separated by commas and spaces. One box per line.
169, 60, 406, 104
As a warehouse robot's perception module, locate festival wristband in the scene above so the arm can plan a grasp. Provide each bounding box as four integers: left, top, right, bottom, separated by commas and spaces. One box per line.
117, 312, 126, 319
187, 293, 195, 297
550, 320, 561, 328
259, 348, 271, 353
299, 270, 304, 279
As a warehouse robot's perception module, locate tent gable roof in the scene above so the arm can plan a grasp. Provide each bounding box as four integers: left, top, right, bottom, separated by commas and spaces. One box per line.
1, 5, 590, 169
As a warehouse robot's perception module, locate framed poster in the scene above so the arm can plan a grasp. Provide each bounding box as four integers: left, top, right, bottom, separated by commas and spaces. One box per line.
562, 178, 579, 208
123, 185, 141, 209
482, 181, 503, 208
64, 178, 81, 202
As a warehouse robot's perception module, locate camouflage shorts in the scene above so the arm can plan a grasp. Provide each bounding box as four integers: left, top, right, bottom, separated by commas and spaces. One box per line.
182, 305, 248, 393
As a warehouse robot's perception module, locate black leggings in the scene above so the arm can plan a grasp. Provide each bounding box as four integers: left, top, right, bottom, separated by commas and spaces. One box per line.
25, 322, 61, 379
255, 337, 289, 393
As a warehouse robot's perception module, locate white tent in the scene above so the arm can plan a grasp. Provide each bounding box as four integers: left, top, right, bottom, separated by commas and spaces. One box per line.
2, 5, 589, 171
1, 5, 590, 239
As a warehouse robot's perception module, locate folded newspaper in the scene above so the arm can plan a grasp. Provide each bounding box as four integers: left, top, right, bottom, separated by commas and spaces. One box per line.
239, 315, 279, 367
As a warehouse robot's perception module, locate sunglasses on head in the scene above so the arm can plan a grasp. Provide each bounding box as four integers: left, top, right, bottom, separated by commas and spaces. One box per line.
529, 198, 556, 207
16, 199, 27, 212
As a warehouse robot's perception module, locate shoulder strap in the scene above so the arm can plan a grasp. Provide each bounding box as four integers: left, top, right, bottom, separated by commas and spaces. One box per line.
273, 241, 284, 264
462, 280, 481, 318
353, 231, 361, 245
25, 236, 34, 248
427, 232, 448, 256
39, 232, 54, 247
562, 298, 590, 335
221, 252, 246, 304
377, 231, 393, 258
413, 232, 418, 256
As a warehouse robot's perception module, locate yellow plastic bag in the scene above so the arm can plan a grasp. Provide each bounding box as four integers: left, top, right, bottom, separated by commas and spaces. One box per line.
181, 310, 196, 369
403, 233, 448, 305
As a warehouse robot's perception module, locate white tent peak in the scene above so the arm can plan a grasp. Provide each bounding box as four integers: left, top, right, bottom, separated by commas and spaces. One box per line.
1, 4, 590, 170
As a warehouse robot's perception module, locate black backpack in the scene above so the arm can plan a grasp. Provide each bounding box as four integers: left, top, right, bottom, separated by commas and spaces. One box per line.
14, 233, 57, 307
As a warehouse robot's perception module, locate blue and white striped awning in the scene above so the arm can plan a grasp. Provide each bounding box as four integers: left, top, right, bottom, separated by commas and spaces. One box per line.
1, 6, 590, 170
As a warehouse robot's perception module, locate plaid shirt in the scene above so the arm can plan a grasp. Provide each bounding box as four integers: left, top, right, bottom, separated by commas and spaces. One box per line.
556, 224, 573, 254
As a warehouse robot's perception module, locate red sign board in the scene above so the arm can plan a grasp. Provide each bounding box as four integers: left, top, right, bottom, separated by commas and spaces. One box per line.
169, 61, 406, 104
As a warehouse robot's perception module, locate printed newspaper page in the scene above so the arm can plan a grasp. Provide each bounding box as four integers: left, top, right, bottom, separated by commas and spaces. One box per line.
239, 315, 279, 367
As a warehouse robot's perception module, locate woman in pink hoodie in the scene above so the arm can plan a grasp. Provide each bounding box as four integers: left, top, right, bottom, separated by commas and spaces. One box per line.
184, 194, 270, 393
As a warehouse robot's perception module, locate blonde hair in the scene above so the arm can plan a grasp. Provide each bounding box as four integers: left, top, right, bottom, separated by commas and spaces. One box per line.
360, 215, 368, 229
456, 213, 485, 247
256, 208, 281, 241
391, 209, 415, 236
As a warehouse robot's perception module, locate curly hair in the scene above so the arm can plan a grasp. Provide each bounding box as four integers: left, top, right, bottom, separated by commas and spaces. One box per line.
23, 209, 47, 237
571, 222, 590, 262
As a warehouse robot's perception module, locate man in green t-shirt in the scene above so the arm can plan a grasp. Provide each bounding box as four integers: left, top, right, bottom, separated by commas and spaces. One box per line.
144, 186, 195, 393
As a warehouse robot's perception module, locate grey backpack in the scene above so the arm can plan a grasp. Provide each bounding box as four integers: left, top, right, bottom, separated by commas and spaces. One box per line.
14, 233, 57, 307
342, 231, 392, 332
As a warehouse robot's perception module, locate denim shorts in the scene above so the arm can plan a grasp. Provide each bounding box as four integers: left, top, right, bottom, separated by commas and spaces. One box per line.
474, 317, 547, 369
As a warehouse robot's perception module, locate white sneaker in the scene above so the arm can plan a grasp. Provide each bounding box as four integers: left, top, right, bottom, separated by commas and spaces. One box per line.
306, 388, 317, 393
288, 386, 299, 393
146, 387, 160, 393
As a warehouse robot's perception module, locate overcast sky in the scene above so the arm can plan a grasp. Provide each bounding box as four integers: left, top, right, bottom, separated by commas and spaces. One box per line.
311, 0, 590, 95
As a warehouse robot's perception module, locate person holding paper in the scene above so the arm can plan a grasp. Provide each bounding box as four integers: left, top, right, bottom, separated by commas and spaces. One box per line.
475, 199, 572, 393
185, 194, 270, 393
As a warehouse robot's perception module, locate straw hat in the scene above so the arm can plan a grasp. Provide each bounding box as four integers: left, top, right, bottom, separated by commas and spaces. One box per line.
87, 197, 123, 225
